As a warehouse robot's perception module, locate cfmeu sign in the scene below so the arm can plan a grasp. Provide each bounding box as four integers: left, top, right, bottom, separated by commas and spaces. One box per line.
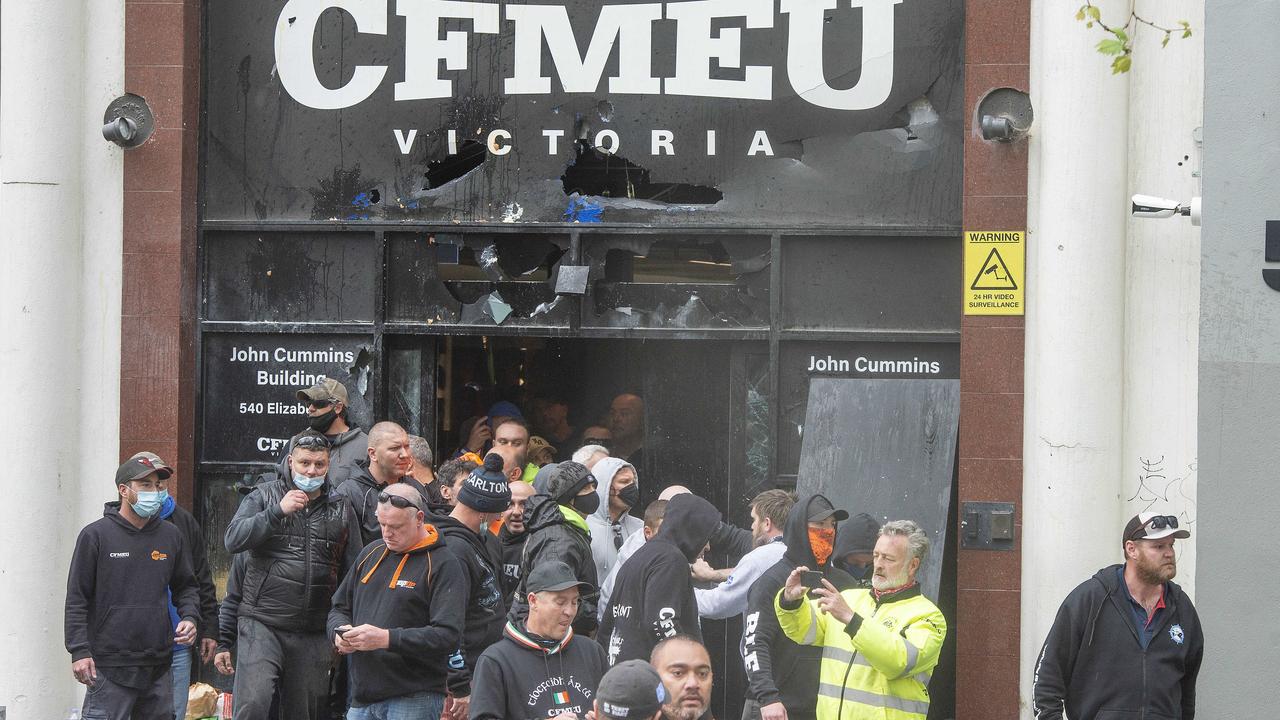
274, 0, 905, 111
964, 231, 1024, 316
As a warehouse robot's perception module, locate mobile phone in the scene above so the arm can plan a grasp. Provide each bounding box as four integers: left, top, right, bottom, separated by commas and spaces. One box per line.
800, 570, 824, 587
336, 626, 352, 637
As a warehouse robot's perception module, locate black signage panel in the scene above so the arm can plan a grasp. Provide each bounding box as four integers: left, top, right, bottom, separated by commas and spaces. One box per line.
201, 333, 376, 464
204, 0, 963, 225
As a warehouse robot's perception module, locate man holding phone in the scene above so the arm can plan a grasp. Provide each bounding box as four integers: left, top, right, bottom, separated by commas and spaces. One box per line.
330, 483, 465, 720
774, 520, 946, 720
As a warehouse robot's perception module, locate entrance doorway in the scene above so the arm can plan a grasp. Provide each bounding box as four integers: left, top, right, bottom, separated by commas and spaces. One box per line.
387, 335, 769, 718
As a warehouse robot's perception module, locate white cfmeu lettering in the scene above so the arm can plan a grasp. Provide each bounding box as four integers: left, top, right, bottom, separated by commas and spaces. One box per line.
274, 0, 904, 111
109, 552, 131, 559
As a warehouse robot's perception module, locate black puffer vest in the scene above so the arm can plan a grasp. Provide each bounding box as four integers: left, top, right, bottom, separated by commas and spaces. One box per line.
240, 479, 355, 632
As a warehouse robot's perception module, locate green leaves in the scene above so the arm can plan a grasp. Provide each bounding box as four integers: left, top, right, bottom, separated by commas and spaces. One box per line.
1076, 5, 1194, 74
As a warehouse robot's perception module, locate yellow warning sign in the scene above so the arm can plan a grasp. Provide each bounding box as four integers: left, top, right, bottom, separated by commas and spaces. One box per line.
964, 231, 1024, 315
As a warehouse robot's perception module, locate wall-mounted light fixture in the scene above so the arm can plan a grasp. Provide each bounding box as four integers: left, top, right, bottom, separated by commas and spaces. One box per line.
102, 94, 154, 148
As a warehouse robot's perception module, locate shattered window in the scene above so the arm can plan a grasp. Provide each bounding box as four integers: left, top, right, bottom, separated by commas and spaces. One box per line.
387, 233, 573, 327
204, 231, 378, 323
582, 234, 770, 329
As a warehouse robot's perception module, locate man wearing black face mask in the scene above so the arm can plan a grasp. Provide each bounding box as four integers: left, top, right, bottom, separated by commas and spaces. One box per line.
281, 378, 368, 489
511, 462, 602, 636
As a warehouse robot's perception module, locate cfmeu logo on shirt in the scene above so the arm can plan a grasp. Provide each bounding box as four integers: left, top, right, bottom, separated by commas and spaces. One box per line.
150, 550, 169, 561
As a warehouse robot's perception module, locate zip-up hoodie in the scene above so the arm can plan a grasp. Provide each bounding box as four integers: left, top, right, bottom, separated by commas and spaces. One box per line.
65, 503, 201, 668
1033, 564, 1203, 720
470, 619, 608, 720
328, 528, 465, 704
334, 457, 401, 548
741, 494, 855, 713
511, 466, 600, 635
431, 512, 507, 698
585, 457, 643, 583
599, 493, 721, 666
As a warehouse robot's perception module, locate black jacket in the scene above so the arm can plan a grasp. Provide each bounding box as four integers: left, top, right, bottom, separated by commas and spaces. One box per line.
470, 619, 608, 720
334, 458, 400, 548
217, 552, 247, 652
510, 494, 599, 635
161, 497, 220, 639
431, 512, 507, 697
65, 504, 201, 668
498, 524, 528, 610
599, 493, 721, 666
224, 475, 363, 632
1033, 564, 1204, 720
274, 426, 369, 491
742, 494, 855, 711
328, 529, 466, 704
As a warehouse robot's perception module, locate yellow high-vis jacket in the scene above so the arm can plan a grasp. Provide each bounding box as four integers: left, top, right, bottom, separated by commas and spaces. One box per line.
775, 584, 946, 720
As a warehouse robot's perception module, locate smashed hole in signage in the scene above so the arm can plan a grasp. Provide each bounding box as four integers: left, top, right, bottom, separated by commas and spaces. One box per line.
561, 140, 723, 205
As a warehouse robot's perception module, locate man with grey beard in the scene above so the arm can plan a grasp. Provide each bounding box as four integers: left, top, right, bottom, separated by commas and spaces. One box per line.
1033, 513, 1203, 720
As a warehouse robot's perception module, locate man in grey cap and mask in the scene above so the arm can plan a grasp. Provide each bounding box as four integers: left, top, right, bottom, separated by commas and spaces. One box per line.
287, 377, 368, 487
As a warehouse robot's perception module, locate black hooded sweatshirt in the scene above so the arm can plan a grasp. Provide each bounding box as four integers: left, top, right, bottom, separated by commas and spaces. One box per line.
511, 463, 601, 635
328, 528, 466, 704
1033, 564, 1203, 720
599, 493, 721, 666
431, 511, 507, 698
65, 503, 201, 671
470, 619, 608, 720
335, 457, 405, 548
497, 523, 528, 608
741, 494, 854, 716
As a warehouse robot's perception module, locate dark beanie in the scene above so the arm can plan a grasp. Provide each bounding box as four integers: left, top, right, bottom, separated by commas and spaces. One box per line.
458, 454, 512, 513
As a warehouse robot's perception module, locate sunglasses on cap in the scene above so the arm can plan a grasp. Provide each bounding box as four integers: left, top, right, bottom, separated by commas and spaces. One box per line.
378, 491, 423, 511
294, 435, 331, 450
1128, 514, 1179, 540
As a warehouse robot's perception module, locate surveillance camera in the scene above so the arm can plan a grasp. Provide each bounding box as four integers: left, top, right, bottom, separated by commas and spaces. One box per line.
102, 117, 138, 146
1131, 194, 1201, 227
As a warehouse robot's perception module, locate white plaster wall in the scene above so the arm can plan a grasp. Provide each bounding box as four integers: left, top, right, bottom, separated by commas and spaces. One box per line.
0, 1, 124, 717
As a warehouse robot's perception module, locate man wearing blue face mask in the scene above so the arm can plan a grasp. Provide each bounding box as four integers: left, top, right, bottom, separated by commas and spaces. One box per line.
225, 430, 364, 720
65, 452, 202, 720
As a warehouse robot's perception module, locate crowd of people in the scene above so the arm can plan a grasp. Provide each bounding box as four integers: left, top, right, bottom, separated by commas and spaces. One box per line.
64, 378, 1202, 720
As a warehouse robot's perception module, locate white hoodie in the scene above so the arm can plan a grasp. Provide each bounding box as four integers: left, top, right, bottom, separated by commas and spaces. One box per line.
585, 456, 643, 583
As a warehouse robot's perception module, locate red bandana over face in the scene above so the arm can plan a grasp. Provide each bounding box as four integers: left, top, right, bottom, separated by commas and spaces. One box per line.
809, 527, 836, 566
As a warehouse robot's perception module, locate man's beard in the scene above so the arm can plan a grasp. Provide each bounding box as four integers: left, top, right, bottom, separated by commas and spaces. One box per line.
872, 567, 910, 592
663, 699, 707, 720
1136, 555, 1176, 584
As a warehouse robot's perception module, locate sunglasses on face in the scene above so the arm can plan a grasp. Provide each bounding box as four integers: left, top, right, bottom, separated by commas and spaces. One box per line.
308, 399, 335, 410
294, 435, 331, 450
1129, 514, 1179, 540
378, 491, 422, 511
612, 522, 624, 550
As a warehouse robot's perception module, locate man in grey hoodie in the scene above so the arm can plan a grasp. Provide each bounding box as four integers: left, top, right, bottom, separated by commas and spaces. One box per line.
586, 457, 643, 584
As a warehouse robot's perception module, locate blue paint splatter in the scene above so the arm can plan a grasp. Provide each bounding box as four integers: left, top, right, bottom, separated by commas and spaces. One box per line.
564, 195, 603, 223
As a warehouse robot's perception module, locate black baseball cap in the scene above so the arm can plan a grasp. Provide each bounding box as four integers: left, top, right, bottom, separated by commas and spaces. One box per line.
807, 495, 849, 523
596, 660, 668, 720
526, 560, 592, 594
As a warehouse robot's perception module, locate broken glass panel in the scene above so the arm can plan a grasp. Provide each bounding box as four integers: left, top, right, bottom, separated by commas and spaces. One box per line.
387, 233, 573, 328
582, 234, 770, 329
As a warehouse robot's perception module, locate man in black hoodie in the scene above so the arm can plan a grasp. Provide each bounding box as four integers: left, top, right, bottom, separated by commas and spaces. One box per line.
512, 461, 602, 635
224, 430, 364, 720
331, 483, 466, 720
1033, 512, 1204, 720
337, 421, 415, 547
600, 493, 721, 667
430, 453, 512, 720
471, 561, 609, 720
498, 478, 537, 606
740, 494, 852, 720
65, 453, 201, 720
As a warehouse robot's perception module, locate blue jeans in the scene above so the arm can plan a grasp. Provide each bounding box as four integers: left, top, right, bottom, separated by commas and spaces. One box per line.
345, 691, 445, 720
171, 648, 192, 720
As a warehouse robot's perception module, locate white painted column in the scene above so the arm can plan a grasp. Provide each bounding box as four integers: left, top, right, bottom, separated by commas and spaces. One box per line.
1121, 0, 1204, 601
0, 0, 124, 717
1022, 0, 1131, 715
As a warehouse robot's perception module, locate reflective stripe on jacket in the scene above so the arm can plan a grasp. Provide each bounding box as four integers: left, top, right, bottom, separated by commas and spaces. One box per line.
775, 585, 946, 720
